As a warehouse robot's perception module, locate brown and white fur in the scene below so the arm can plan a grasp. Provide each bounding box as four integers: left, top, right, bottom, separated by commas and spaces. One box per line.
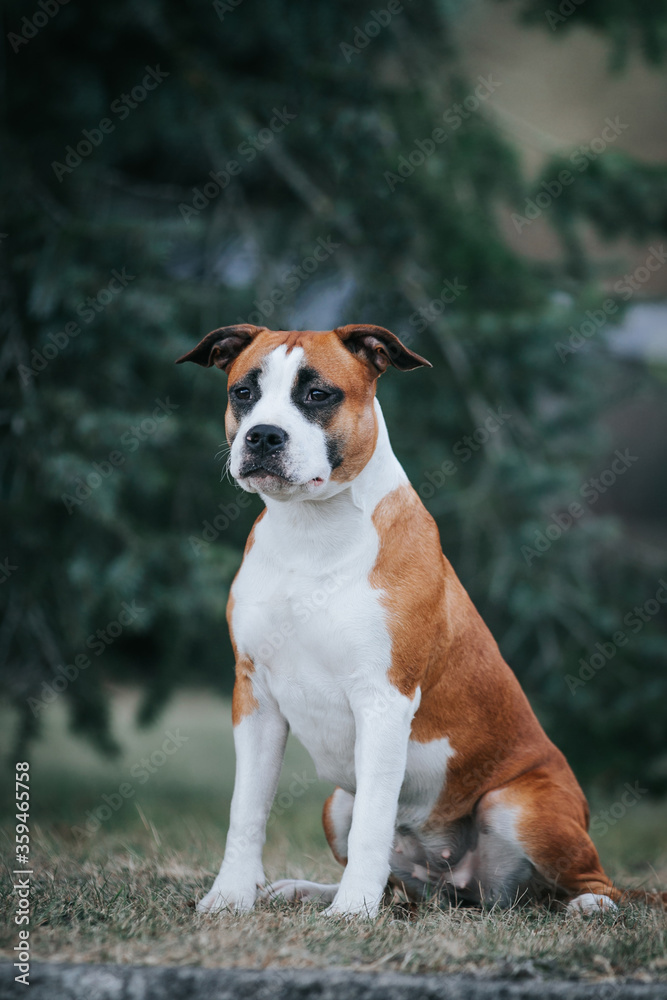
177, 323, 665, 919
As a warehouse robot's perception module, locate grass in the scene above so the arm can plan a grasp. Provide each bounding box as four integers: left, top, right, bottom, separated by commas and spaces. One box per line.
1, 688, 666, 980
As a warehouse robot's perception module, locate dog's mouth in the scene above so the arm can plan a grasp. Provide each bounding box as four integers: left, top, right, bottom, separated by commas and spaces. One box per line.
237, 464, 326, 493
239, 464, 291, 483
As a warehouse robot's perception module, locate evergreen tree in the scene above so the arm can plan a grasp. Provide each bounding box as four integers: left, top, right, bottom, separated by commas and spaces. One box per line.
1, 0, 666, 788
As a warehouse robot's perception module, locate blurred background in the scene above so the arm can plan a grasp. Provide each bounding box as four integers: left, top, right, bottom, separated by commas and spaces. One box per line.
1, 0, 667, 870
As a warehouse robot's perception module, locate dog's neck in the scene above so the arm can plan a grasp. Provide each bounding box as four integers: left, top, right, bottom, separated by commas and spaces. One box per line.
257, 400, 407, 556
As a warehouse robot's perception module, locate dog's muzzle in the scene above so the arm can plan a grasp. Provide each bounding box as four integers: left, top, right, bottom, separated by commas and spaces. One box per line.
238, 423, 291, 481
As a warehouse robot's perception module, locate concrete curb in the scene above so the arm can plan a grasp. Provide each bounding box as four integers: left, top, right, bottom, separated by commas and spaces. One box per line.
1, 962, 664, 999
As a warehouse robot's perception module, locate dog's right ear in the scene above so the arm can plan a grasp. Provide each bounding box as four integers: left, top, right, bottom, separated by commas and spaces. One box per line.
175, 324, 266, 372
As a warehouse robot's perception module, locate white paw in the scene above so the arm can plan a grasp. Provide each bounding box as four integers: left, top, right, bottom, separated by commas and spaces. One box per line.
258, 879, 339, 904
567, 892, 618, 916
196, 879, 258, 914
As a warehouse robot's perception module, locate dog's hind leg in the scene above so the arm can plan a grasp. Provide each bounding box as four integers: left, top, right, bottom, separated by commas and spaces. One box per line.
322, 787, 354, 865
483, 767, 621, 914
260, 788, 354, 907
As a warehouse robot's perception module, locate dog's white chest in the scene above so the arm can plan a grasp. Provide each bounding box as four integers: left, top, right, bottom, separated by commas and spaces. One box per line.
230, 518, 392, 791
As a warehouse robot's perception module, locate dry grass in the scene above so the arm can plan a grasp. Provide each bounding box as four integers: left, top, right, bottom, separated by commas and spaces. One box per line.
1, 825, 666, 981
1, 690, 666, 980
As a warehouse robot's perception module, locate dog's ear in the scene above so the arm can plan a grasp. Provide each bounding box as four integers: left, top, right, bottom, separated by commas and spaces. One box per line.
175, 324, 266, 372
335, 324, 432, 376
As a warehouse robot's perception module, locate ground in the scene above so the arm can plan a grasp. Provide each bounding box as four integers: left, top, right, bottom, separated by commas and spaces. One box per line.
0, 689, 666, 980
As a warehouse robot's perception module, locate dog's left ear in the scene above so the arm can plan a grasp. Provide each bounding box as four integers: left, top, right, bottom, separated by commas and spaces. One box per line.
175, 324, 266, 372
335, 324, 432, 375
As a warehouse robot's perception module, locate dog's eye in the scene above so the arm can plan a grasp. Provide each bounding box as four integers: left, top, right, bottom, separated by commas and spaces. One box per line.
306, 388, 330, 403
233, 386, 252, 401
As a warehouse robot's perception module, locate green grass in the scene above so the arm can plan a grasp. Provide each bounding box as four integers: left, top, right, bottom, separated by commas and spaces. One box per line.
1, 689, 666, 978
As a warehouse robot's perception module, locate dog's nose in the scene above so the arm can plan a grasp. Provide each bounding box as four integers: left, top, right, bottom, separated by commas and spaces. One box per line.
245, 424, 288, 457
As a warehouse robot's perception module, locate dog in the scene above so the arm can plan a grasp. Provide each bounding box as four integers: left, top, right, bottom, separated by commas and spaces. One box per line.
177, 322, 665, 918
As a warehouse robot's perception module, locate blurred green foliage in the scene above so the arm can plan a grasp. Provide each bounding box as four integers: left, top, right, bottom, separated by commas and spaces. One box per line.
1, 0, 666, 789
507, 0, 667, 68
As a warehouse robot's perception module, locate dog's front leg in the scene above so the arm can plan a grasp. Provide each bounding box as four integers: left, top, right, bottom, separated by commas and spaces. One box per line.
324, 685, 418, 919
198, 689, 288, 914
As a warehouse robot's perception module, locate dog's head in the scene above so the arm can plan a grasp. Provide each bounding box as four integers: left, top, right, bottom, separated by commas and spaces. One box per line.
176, 324, 431, 500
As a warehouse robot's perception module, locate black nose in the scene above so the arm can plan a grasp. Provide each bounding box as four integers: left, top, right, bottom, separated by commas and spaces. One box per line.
245, 424, 288, 457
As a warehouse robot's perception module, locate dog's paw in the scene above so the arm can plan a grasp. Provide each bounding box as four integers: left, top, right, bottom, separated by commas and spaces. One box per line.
567, 893, 618, 916
258, 879, 339, 904
196, 879, 258, 914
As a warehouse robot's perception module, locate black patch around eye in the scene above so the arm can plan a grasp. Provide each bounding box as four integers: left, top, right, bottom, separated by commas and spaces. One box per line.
292, 366, 345, 427
228, 368, 261, 421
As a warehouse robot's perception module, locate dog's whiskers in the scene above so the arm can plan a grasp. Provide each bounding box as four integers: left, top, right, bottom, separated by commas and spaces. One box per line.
214, 442, 234, 484
221, 455, 234, 485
